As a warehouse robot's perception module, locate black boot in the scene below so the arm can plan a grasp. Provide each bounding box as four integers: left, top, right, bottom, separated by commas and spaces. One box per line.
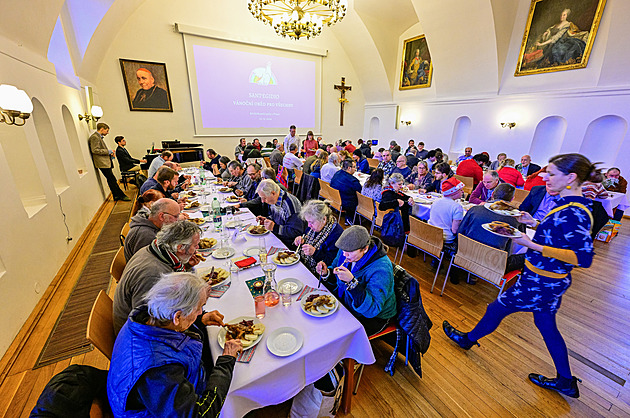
528, 373, 581, 398
442, 321, 480, 350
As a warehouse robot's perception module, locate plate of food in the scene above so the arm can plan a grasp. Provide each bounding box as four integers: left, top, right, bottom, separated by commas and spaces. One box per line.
197, 266, 231, 288
266, 327, 303, 357
225, 196, 240, 204
213, 180, 223, 185
190, 217, 206, 226
482, 221, 522, 238
197, 238, 217, 252
219, 187, 233, 193
277, 278, 303, 295
485, 201, 521, 217
218, 317, 265, 349
301, 291, 338, 318
184, 201, 201, 210
212, 247, 236, 259
247, 225, 269, 236
273, 251, 300, 266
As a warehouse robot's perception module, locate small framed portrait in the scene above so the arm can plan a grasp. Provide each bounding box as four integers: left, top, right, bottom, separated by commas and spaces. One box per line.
399, 35, 433, 90
515, 0, 607, 76
119, 58, 173, 112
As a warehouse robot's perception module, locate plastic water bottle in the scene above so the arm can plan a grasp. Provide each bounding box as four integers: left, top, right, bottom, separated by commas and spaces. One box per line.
212, 198, 222, 232
199, 167, 206, 185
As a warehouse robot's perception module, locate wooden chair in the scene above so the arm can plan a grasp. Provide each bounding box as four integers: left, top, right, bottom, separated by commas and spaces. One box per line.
512, 188, 530, 207
86, 290, 115, 360
367, 158, 379, 170
263, 157, 271, 168
354, 192, 375, 226
318, 178, 331, 200
441, 235, 521, 296
454, 174, 474, 195
371, 207, 390, 235
325, 184, 344, 222
119, 222, 130, 246
401, 218, 446, 290
293, 168, 303, 194
110, 247, 126, 283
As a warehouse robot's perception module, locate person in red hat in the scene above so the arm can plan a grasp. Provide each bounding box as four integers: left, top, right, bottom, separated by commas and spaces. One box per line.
428, 177, 465, 245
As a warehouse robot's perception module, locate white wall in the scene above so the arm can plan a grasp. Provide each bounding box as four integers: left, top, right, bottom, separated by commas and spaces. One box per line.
0, 34, 106, 356
93, 0, 366, 163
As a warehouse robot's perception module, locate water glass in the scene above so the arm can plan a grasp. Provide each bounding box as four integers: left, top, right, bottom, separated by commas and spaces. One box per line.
280, 283, 292, 307
254, 295, 266, 319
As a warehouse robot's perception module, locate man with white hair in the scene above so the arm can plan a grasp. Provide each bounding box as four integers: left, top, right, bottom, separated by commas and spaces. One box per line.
124, 198, 181, 260
113, 220, 202, 334
321, 153, 341, 182
256, 179, 305, 248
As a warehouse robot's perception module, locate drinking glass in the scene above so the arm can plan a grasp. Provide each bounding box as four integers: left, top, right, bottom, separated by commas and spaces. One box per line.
254, 296, 266, 319
258, 237, 267, 264
280, 283, 292, 307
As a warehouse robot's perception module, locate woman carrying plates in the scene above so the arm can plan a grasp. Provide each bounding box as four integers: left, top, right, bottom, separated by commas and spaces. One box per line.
443, 153, 599, 399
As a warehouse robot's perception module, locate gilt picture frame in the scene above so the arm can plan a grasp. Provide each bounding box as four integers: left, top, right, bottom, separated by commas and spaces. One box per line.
119, 58, 173, 112
399, 35, 433, 90
515, 0, 606, 76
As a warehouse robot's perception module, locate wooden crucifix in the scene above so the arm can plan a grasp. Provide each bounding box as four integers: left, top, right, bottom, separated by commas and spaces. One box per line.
334, 77, 351, 126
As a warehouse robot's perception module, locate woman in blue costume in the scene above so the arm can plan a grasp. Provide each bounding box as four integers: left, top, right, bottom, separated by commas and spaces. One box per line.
443, 153, 601, 398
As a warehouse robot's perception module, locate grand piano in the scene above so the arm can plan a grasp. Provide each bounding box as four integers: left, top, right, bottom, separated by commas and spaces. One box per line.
141, 140, 204, 169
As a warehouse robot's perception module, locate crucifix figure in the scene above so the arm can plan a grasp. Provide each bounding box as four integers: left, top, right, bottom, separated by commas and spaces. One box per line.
334, 77, 351, 126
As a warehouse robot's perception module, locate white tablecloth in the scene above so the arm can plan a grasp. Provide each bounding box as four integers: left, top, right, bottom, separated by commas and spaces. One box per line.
187, 182, 375, 417
595, 191, 629, 217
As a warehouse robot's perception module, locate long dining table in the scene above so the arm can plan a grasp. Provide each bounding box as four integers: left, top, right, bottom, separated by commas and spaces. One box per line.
183, 174, 375, 417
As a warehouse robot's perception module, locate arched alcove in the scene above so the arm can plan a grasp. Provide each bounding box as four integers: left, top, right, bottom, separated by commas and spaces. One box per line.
529, 116, 567, 165
32, 98, 69, 193
449, 116, 471, 154
579, 115, 628, 166
0, 123, 47, 216
369, 117, 380, 142
62, 105, 87, 173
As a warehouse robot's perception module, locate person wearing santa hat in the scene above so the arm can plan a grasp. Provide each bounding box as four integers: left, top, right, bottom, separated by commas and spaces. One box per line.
428, 177, 465, 246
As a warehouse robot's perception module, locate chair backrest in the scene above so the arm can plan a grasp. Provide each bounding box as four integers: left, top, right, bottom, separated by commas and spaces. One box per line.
86, 290, 115, 360
110, 246, 126, 283
374, 207, 391, 227
367, 158, 379, 169
294, 168, 303, 184
355, 192, 375, 220
454, 235, 507, 286
407, 217, 444, 258
318, 179, 331, 200
119, 222, 130, 246
326, 185, 343, 210
263, 157, 271, 168
512, 188, 530, 207
453, 175, 474, 195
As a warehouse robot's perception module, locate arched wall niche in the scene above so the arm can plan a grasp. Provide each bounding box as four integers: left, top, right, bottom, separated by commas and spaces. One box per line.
32, 98, 69, 193
449, 116, 471, 154
369, 117, 380, 142
62, 105, 87, 174
579, 115, 628, 167
528, 116, 567, 165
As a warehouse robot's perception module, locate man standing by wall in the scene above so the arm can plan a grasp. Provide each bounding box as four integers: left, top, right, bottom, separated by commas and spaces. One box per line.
284, 125, 300, 154
89, 123, 130, 201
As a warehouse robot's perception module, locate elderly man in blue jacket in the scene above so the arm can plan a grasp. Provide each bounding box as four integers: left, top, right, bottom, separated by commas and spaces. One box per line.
330, 158, 363, 225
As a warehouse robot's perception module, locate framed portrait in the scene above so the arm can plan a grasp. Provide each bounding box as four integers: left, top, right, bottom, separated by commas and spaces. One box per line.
119, 58, 173, 112
399, 35, 433, 90
515, 0, 606, 76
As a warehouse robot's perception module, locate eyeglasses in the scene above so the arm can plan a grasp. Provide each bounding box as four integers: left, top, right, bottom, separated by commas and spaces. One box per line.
164, 212, 180, 218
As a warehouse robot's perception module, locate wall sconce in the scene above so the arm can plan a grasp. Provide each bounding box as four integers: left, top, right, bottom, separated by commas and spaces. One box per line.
500, 122, 516, 129
78, 105, 103, 124
0, 84, 33, 126
400, 120, 411, 126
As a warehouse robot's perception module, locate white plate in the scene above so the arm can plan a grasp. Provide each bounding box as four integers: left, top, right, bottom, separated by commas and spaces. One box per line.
243, 246, 263, 257
189, 218, 207, 226
195, 266, 232, 288
224, 220, 242, 229
212, 247, 236, 259
300, 290, 339, 318
484, 202, 521, 217
225, 197, 241, 204
273, 252, 300, 266
277, 278, 304, 295
481, 223, 522, 238
218, 316, 264, 349
218, 188, 233, 193
247, 226, 270, 236
266, 327, 304, 357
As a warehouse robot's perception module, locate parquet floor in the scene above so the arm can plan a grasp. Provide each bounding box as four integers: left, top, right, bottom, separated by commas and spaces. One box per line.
1, 198, 629, 417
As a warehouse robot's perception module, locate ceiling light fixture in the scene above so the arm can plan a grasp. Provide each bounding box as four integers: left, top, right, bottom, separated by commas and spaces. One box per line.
0, 84, 33, 126
248, 0, 347, 40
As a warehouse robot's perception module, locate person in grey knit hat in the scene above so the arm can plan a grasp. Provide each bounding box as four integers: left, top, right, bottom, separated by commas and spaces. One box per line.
316, 225, 397, 336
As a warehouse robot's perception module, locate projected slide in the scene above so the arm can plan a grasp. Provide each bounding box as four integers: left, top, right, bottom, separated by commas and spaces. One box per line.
193, 45, 316, 129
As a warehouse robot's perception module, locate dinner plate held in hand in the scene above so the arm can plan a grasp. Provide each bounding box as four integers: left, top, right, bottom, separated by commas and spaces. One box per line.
266, 327, 304, 357
300, 290, 338, 318
481, 223, 522, 238
217, 316, 264, 349
484, 202, 521, 217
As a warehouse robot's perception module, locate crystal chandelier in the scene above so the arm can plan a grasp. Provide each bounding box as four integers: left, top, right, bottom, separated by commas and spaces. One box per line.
248, 0, 347, 40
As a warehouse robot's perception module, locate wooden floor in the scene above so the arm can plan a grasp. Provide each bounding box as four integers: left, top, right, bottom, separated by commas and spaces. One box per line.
1, 194, 629, 417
